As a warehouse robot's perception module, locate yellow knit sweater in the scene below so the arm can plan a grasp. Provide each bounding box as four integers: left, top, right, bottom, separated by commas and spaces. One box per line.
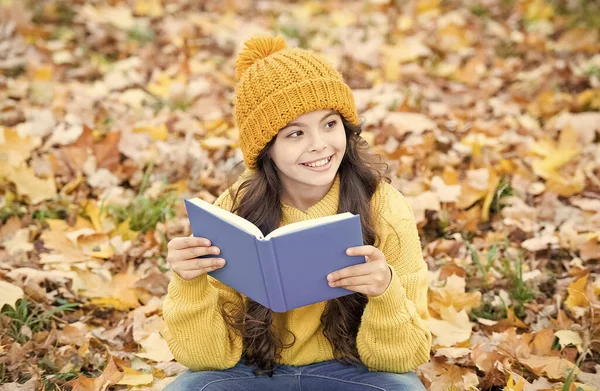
162, 174, 432, 373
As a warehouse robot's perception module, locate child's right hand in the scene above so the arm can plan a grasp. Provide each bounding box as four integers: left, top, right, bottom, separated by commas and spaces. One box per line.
166, 235, 226, 280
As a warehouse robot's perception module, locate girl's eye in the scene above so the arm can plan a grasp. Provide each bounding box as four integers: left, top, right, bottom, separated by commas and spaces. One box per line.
325, 120, 337, 129
288, 130, 303, 138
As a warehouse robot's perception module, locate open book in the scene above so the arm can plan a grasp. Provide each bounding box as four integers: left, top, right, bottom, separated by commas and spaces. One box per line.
183, 197, 364, 312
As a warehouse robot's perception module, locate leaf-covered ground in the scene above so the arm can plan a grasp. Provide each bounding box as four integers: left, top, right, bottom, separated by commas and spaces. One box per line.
0, 0, 599, 390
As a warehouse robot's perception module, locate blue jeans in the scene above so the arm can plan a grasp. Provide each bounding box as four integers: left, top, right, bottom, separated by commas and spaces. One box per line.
163, 358, 426, 391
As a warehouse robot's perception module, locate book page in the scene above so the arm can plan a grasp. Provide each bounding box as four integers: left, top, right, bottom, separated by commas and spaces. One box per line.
265, 212, 354, 240
187, 198, 264, 238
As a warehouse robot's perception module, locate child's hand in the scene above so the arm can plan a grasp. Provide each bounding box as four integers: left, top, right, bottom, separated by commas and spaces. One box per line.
326, 245, 392, 297
166, 234, 226, 280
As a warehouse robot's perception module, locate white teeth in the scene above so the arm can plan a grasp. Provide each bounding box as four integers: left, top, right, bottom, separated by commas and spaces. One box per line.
303, 156, 331, 168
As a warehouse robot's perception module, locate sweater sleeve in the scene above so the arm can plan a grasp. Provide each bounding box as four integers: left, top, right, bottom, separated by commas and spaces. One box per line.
356, 184, 432, 373
161, 189, 244, 371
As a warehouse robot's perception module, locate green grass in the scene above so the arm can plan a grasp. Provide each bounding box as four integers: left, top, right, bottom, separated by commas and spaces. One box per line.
0, 202, 25, 223
500, 250, 537, 318
471, 300, 508, 321
584, 64, 600, 79
551, 0, 600, 29
32, 204, 72, 224
100, 162, 178, 234
471, 4, 489, 17
1, 299, 80, 344
490, 176, 517, 215
465, 241, 499, 290
127, 25, 155, 45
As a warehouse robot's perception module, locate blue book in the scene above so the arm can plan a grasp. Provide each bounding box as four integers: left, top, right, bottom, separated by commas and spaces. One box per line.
183, 197, 365, 312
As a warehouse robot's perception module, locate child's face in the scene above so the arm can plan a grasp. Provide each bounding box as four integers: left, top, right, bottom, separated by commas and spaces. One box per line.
268, 109, 346, 191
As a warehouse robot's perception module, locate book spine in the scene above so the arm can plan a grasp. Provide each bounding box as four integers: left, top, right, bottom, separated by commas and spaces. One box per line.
254, 239, 287, 312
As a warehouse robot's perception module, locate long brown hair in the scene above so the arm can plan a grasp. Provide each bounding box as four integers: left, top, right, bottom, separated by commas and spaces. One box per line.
219, 115, 390, 375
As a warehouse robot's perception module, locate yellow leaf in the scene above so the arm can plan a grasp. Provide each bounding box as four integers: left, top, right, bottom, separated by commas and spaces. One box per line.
4, 228, 34, 256
593, 277, 600, 297
33, 65, 53, 81
147, 72, 186, 99
0, 281, 24, 309
116, 366, 153, 386
554, 330, 583, 353
8, 164, 57, 205
83, 201, 107, 233
61, 175, 85, 195
113, 217, 140, 242
525, 0, 554, 22
504, 373, 526, 391
428, 274, 482, 317
566, 273, 590, 311
481, 171, 500, 223
437, 22, 472, 53
112, 273, 140, 309
545, 168, 585, 197
577, 88, 600, 110
136, 331, 175, 362
88, 297, 132, 311
429, 306, 473, 347
457, 167, 498, 214
134, 0, 163, 17
531, 126, 580, 177
200, 136, 233, 150
0, 127, 41, 169
77, 233, 115, 259
133, 124, 169, 141
417, 0, 441, 15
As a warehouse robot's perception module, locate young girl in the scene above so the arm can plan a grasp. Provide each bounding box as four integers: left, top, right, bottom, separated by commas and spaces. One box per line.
162, 36, 431, 390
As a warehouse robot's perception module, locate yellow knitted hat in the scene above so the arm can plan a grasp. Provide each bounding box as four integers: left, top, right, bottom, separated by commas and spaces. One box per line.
233, 35, 358, 169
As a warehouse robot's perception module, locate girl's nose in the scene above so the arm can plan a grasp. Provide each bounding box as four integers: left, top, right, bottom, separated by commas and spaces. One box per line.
309, 135, 328, 152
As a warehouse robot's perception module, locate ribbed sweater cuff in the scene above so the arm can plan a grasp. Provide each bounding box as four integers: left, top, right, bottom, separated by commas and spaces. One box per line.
366, 266, 418, 323
168, 273, 211, 304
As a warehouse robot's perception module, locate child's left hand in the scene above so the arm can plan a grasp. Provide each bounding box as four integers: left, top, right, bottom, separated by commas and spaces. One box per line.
326, 245, 392, 297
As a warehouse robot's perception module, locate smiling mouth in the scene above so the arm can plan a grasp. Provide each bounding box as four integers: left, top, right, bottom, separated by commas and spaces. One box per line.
300, 155, 333, 168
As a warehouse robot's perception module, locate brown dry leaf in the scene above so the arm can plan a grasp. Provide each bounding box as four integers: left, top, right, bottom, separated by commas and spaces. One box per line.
519, 355, 578, 380
529, 328, 558, 357
94, 131, 121, 171
40, 219, 93, 264
471, 342, 511, 385
417, 361, 479, 391
579, 234, 600, 261
0, 374, 41, 391
57, 321, 88, 347
69, 356, 124, 391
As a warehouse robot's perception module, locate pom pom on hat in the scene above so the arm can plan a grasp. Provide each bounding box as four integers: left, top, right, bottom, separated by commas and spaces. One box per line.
235, 36, 287, 80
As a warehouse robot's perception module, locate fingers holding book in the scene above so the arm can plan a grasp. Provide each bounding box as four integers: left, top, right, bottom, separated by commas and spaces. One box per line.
166, 235, 227, 280
326, 245, 392, 297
